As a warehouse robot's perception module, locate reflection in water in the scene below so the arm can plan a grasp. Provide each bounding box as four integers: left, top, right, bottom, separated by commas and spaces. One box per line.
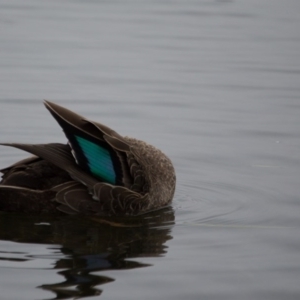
0, 208, 174, 299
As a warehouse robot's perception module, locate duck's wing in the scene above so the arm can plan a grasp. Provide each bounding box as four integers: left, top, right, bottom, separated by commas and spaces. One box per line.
53, 180, 150, 216
0, 155, 41, 186
0, 155, 41, 174
52, 181, 103, 214
44, 100, 132, 187
0, 143, 149, 215
0, 143, 99, 188
0, 185, 58, 213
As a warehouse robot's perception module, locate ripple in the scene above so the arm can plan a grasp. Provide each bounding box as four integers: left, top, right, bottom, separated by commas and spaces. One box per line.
173, 179, 293, 229
0, 240, 60, 269
174, 181, 245, 224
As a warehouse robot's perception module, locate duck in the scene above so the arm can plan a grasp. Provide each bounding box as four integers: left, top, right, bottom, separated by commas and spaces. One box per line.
0, 101, 176, 215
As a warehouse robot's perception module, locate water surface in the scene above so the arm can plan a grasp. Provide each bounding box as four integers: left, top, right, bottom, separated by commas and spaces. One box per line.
0, 0, 300, 299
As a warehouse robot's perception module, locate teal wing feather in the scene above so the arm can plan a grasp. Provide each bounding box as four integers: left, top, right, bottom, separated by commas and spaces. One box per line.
74, 135, 116, 184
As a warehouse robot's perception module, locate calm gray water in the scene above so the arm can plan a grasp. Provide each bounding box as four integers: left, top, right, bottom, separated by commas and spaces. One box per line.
1, 0, 300, 299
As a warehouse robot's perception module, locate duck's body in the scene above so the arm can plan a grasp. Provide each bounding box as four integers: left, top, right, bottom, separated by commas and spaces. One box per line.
0, 101, 176, 215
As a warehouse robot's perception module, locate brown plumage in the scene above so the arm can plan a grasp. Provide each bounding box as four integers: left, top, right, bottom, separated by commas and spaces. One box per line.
0, 101, 176, 215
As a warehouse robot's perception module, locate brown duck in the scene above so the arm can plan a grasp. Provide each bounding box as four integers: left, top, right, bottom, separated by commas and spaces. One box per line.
0, 101, 176, 215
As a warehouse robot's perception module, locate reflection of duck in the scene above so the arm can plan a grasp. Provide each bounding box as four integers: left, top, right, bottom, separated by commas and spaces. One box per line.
0, 208, 175, 299
0, 101, 176, 215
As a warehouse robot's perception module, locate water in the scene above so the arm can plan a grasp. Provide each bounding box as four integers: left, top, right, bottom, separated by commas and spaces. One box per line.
0, 0, 300, 299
